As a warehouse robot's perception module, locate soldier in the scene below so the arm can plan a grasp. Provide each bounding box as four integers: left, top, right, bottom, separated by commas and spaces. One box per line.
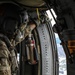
0, 4, 20, 75
0, 22, 36, 75
0, 3, 36, 75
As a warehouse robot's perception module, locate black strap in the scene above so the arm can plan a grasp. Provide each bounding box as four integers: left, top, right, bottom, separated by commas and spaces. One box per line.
0, 34, 14, 50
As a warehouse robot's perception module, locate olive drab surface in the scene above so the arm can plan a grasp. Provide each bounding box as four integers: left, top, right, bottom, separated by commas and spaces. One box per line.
0, 39, 18, 75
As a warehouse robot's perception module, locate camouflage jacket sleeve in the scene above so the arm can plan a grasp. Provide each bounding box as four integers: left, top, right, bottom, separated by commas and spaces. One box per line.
0, 39, 18, 75
14, 23, 36, 46
0, 40, 11, 75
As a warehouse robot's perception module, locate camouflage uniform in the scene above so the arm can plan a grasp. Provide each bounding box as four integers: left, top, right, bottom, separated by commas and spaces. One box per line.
0, 40, 11, 75
0, 39, 18, 75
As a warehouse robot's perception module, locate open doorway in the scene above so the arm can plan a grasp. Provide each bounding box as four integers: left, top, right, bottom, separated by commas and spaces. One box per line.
46, 10, 67, 75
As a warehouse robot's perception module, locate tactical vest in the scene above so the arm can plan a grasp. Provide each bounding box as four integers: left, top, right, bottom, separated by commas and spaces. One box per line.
0, 39, 18, 75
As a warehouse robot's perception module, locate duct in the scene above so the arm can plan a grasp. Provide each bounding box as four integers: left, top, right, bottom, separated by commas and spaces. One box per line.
0, 0, 45, 7
15, 0, 45, 7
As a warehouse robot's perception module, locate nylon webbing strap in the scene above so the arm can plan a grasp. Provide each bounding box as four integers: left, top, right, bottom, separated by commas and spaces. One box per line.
36, 8, 40, 21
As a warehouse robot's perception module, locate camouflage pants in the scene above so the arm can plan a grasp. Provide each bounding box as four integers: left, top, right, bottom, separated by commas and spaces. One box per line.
0, 40, 11, 75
